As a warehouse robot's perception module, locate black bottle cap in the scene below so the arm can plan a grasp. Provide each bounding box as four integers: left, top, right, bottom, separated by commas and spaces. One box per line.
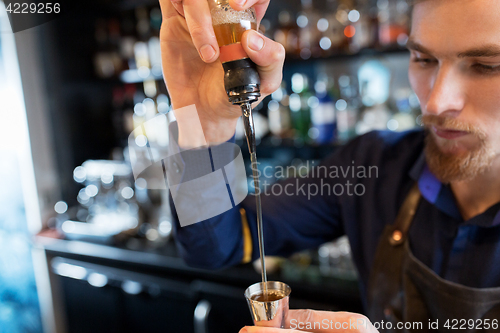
222, 58, 261, 104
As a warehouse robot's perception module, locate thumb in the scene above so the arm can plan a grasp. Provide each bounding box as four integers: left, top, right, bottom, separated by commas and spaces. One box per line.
241, 30, 285, 96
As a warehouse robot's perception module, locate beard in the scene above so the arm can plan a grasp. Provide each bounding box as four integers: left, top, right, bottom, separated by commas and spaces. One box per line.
422, 114, 495, 184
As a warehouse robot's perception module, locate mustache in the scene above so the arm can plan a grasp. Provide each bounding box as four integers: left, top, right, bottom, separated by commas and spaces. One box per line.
421, 114, 487, 140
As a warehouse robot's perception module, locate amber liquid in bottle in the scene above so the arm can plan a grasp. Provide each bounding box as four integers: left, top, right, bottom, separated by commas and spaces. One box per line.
213, 21, 258, 46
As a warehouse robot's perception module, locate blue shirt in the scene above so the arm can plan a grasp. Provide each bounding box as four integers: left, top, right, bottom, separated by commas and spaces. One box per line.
171, 129, 500, 306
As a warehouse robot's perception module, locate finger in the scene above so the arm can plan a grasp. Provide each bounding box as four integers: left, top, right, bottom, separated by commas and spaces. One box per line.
286, 310, 377, 333
241, 30, 285, 95
229, 0, 270, 22
159, 0, 183, 19
239, 326, 310, 333
183, 0, 219, 62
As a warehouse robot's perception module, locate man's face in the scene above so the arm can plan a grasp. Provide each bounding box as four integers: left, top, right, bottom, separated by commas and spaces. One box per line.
408, 0, 500, 183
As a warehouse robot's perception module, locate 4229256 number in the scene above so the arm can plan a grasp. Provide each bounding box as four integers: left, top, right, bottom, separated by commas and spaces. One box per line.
444, 319, 498, 330
6, 3, 60, 14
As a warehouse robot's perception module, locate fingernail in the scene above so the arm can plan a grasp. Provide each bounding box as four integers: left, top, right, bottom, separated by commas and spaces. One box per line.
248, 31, 264, 51
234, 0, 246, 6
200, 44, 216, 61
238, 327, 249, 333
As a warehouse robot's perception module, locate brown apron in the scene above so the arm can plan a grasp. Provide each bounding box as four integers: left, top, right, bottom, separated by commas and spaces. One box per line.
367, 183, 500, 332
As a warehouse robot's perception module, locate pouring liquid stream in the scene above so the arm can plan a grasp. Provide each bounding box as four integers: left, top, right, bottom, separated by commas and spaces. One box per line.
241, 102, 268, 296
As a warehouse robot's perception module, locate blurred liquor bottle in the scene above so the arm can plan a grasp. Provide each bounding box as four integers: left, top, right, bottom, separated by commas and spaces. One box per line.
290, 73, 312, 142
268, 83, 293, 138
296, 0, 322, 59
377, 0, 410, 48
119, 13, 137, 71
335, 0, 354, 53
310, 74, 337, 144
356, 77, 391, 135
388, 88, 418, 132
94, 18, 123, 78
336, 75, 360, 142
349, 0, 377, 53
316, 0, 346, 57
274, 10, 300, 56
135, 7, 152, 41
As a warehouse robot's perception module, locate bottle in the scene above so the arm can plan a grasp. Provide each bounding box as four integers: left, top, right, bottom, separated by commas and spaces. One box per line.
119, 14, 137, 71
290, 73, 312, 141
377, 0, 410, 48
334, 0, 352, 53
389, 88, 417, 132
296, 0, 321, 59
349, 0, 375, 52
268, 83, 292, 137
136, 7, 152, 42
310, 75, 336, 144
208, 0, 261, 105
94, 18, 122, 78
274, 10, 300, 56
336, 75, 359, 142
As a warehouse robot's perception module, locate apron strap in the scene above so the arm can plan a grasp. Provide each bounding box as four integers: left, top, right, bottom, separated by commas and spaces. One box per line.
367, 182, 421, 323
389, 183, 421, 246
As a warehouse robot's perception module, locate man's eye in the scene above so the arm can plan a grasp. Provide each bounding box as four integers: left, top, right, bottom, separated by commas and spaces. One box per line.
411, 58, 436, 66
472, 63, 500, 74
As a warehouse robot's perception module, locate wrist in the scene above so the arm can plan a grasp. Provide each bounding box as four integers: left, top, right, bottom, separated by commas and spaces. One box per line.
173, 105, 238, 149
200, 117, 238, 144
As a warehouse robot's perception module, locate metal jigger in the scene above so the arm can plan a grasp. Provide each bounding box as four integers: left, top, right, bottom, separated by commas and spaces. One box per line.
244, 281, 291, 328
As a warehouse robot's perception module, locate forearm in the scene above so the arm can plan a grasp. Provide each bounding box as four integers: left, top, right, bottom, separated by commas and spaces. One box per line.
171, 198, 246, 269
167, 118, 247, 268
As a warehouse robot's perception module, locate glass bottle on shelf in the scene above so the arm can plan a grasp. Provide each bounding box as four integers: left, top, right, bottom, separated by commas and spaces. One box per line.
274, 10, 300, 56
377, 0, 410, 48
136, 7, 152, 42
334, 0, 352, 54
93, 18, 122, 78
296, 0, 322, 59
310, 74, 337, 144
388, 88, 417, 132
268, 83, 292, 138
316, 16, 332, 57
119, 13, 138, 71
321, 0, 347, 55
336, 75, 360, 142
349, 0, 376, 53
290, 73, 312, 142
355, 59, 393, 134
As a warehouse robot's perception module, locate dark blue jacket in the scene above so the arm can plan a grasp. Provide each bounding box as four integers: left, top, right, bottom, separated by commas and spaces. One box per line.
171, 129, 500, 304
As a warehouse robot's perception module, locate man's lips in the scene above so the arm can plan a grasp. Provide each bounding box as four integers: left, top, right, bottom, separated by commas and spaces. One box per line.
432, 126, 470, 140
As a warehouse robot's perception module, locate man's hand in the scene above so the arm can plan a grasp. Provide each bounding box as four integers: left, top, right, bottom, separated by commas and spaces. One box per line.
158, 0, 285, 146
239, 310, 379, 333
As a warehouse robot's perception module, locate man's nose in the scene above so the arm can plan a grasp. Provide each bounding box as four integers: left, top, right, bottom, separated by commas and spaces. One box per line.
425, 64, 465, 117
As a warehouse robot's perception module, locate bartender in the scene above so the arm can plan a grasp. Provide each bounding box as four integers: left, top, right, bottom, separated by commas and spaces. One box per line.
159, 0, 500, 331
